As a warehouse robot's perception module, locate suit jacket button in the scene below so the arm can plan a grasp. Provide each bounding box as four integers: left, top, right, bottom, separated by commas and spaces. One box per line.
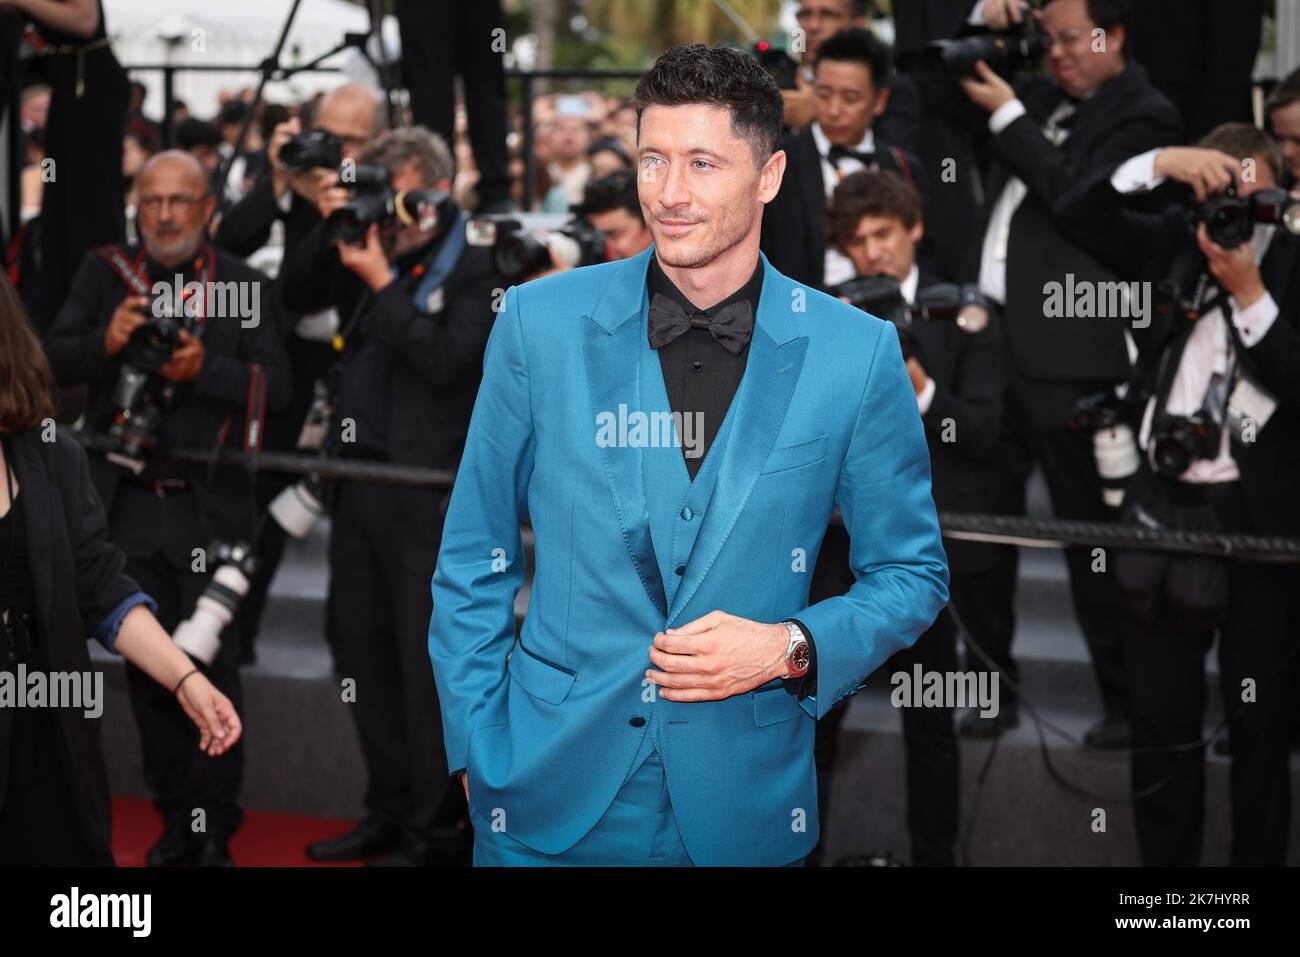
680, 506, 694, 521
629, 716, 646, 727
675, 565, 686, 576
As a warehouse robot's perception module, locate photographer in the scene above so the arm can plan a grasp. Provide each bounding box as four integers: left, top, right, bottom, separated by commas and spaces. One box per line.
762, 27, 925, 291
41, 150, 290, 867
278, 127, 501, 866
810, 170, 1003, 866
1, 273, 241, 866
572, 168, 653, 262
1267, 67, 1300, 188
1055, 126, 1300, 866
944, 0, 1181, 745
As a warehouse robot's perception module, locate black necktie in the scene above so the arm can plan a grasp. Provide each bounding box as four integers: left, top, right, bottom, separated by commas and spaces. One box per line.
827, 144, 876, 167
647, 292, 754, 355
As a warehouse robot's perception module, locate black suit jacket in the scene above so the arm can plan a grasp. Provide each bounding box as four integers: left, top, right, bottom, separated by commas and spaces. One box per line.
41, 243, 292, 534
960, 64, 1181, 384
910, 271, 1005, 573
0, 427, 144, 854
213, 167, 321, 259
761, 127, 924, 291
1055, 163, 1300, 537
278, 216, 502, 542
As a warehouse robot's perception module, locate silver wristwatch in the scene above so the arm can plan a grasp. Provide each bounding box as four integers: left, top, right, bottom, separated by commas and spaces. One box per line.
781, 620, 811, 679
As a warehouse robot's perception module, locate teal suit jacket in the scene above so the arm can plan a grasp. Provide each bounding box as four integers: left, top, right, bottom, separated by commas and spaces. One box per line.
428, 245, 949, 865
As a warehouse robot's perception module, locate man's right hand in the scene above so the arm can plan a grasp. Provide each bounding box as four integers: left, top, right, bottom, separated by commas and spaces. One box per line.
460, 772, 469, 802
268, 117, 301, 201
780, 68, 815, 130
105, 295, 150, 356
1152, 147, 1242, 202
314, 172, 351, 220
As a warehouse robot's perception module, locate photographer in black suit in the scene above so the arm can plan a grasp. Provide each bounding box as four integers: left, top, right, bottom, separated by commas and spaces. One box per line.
1055, 126, 1300, 865
42, 151, 290, 866
278, 127, 500, 866
809, 170, 1003, 866
762, 28, 925, 291
948, 0, 1181, 746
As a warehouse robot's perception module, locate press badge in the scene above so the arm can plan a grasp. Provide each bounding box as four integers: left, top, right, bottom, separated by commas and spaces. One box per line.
424, 286, 445, 314
1226, 371, 1278, 442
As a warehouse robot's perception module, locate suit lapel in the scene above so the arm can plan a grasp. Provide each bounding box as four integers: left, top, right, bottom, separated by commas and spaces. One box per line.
8, 432, 55, 646
582, 247, 668, 618
667, 255, 809, 625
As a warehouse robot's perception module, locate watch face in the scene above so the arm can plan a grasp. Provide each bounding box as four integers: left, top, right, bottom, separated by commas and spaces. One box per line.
791, 642, 810, 673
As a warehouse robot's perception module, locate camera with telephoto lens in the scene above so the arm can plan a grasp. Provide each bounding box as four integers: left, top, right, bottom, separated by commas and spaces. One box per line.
105, 314, 192, 473
1150, 410, 1222, 480
924, 19, 1050, 78
1069, 389, 1140, 508
467, 214, 606, 283
268, 471, 327, 540
172, 541, 258, 666
830, 275, 990, 360
1195, 183, 1300, 250
322, 163, 456, 247
278, 129, 343, 174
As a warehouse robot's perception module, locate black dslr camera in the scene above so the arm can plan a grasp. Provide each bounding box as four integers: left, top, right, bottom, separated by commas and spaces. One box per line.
278, 130, 343, 174
752, 41, 799, 89
467, 214, 606, 283
923, 19, 1050, 77
1149, 410, 1222, 479
830, 275, 990, 360
322, 163, 457, 247
1196, 183, 1300, 250
106, 313, 194, 473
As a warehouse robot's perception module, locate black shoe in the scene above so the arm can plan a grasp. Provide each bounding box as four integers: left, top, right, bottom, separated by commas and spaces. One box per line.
146, 822, 199, 867
1084, 712, 1133, 751
196, 837, 234, 867
306, 818, 401, 862
959, 706, 1020, 740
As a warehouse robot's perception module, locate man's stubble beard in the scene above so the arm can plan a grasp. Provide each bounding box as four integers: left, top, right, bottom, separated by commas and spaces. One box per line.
652, 199, 757, 270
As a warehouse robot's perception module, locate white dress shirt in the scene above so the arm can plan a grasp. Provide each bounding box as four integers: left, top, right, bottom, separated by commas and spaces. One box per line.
1111, 149, 1279, 483
812, 122, 877, 288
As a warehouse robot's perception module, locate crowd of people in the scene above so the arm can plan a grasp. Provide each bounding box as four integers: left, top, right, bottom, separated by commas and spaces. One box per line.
0, 0, 1296, 868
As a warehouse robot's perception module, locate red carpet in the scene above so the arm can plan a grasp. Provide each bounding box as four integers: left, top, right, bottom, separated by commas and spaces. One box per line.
110, 796, 363, 867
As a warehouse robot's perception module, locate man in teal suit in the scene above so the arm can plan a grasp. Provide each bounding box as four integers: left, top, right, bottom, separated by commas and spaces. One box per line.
428, 43, 949, 866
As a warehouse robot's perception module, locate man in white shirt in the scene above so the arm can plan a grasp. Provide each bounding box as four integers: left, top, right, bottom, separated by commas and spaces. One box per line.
1055, 125, 1300, 866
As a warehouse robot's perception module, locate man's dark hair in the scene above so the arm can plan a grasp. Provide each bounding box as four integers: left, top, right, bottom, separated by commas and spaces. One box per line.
575, 169, 644, 223
1199, 122, 1283, 185
815, 27, 893, 88
1267, 66, 1300, 115
1046, 0, 1132, 57
827, 169, 922, 249
175, 117, 222, 150
630, 44, 785, 164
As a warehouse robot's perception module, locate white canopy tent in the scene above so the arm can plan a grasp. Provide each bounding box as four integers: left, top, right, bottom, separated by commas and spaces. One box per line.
102, 0, 400, 121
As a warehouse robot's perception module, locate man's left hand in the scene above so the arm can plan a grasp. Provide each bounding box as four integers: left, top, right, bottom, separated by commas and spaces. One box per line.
337, 223, 392, 292
906, 356, 932, 397
960, 60, 1017, 114
160, 330, 205, 382
1196, 223, 1266, 310
646, 610, 789, 701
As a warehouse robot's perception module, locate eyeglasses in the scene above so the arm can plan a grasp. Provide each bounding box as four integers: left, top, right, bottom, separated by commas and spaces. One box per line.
137, 194, 202, 215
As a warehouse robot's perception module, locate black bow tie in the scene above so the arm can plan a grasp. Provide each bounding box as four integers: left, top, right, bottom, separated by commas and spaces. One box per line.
827, 144, 876, 167
647, 292, 754, 355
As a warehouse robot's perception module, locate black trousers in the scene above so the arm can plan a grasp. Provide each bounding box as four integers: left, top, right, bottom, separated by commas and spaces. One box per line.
1118, 484, 1299, 865
808, 526, 961, 866
983, 374, 1129, 715
326, 477, 455, 844
110, 485, 244, 840
396, 0, 511, 207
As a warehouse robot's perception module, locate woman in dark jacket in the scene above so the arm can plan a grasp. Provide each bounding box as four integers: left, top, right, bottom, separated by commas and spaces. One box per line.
0, 273, 241, 866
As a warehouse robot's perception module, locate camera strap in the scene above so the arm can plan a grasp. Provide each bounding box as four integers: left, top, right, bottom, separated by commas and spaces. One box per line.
410, 209, 468, 313
97, 244, 151, 298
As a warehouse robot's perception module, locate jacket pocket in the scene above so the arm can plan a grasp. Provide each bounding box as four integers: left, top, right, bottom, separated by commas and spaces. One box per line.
753, 681, 805, 726
508, 642, 577, 704
760, 434, 828, 475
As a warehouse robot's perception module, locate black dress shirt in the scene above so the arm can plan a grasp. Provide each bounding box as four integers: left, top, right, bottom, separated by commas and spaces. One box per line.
645, 253, 817, 698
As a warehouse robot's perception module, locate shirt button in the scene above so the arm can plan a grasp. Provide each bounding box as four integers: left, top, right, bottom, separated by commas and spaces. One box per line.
675, 565, 686, 576
680, 506, 694, 521
629, 716, 646, 727
692, 360, 703, 373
